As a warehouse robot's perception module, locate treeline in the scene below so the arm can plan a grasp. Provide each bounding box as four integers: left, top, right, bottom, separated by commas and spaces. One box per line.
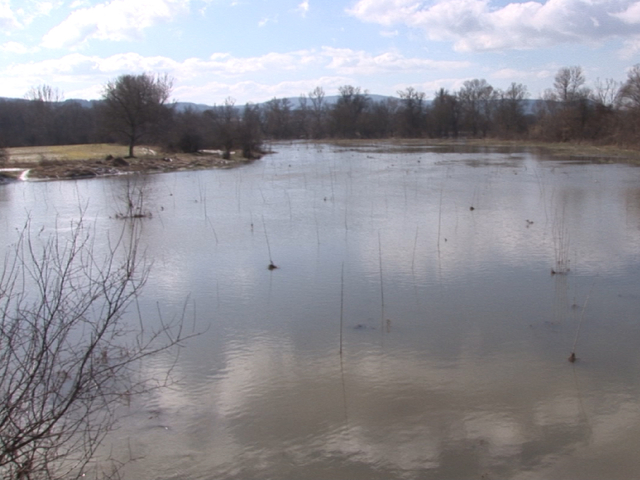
3, 65, 640, 155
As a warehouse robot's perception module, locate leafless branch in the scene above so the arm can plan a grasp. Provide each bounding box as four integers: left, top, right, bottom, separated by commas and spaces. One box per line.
0, 215, 193, 479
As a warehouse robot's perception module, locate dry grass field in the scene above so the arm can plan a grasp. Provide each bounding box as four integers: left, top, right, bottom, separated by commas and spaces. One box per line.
0, 144, 255, 181
5, 144, 159, 164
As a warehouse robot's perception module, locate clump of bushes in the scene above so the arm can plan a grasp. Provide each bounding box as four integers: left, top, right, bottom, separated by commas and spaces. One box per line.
0, 145, 8, 166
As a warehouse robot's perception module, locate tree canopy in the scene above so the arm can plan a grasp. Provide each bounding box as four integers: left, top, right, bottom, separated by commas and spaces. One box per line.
101, 73, 173, 158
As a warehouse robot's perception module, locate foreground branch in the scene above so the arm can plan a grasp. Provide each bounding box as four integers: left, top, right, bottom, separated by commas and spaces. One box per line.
0, 216, 191, 480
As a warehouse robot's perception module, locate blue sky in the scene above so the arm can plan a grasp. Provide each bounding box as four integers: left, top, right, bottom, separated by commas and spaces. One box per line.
2, 0, 640, 105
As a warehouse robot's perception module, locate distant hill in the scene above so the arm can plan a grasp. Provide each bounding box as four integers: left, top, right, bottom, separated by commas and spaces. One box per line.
1, 95, 542, 115
0, 97, 100, 108
173, 101, 213, 113
173, 94, 400, 111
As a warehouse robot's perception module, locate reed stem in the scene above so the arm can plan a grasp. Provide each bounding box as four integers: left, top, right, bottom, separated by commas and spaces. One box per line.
570, 282, 595, 362
378, 231, 385, 329
437, 183, 444, 253
412, 225, 419, 272
340, 262, 344, 356
262, 215, 275, 267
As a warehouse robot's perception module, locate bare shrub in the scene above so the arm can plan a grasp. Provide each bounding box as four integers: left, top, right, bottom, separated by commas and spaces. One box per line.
0, 216, 190, 479
114, 177, 153, 220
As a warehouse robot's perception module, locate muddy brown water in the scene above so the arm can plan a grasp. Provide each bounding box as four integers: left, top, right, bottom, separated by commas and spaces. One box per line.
2, 142, 640, 479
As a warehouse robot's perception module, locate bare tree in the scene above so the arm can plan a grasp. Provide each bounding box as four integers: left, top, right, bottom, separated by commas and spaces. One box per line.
537, 66, 593, 141
397, 87, 427, 137
238, 103, 263, 159
308, 87, 327, 139
294, 94, 310, 138
101, 73, 174, 158
0, 216, 189, 480
618, 64, 640, 110
262, 98, 293, 139
362, 98, 397, 138
430, 88, 459, 138
615, 64, 640, 145
457, 79, 496, 137
552, 66, 589, 103
331, 85, 370, 138
25, 85, 64, 104
494, 82, 529, 138
592, 78, 621, 109
172, 107, 206, 153
205, 97, 238, 159
23, 85, 65, 146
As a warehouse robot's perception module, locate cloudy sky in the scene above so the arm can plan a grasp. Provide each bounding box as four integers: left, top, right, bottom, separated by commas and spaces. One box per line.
2, 0, 640, 105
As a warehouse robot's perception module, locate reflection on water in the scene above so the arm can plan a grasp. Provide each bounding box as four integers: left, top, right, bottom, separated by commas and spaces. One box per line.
2, 142, 640, 479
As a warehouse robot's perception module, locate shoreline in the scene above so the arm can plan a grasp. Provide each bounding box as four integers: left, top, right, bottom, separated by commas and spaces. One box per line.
3, 139, 640, 183
1, 145, 261, 182
324, 137, 640, 161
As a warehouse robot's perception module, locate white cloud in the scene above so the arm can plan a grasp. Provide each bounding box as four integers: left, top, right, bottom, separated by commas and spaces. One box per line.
1, 47, 474, 103
190, 50, 319, 76
33, 1, 57, 17
347, 0, 640, 52
380, 29, 399, 38
321, 47, 471, 75
5, 52, 181, 82
296, 0, 309, 17
175, 76, 351, 104
41, 0, 189, 49
258, 14, 278, 27
3, 50, 321, 84
619, 35, 640, 58
0, 41, 38, 54
0, 0, 20, 30
613, 2, 640, 24
1, 0, 65, 30
491, 68, 531, 80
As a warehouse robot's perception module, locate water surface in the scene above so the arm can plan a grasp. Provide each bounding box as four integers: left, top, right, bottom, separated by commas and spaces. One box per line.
2, 142, 640, 480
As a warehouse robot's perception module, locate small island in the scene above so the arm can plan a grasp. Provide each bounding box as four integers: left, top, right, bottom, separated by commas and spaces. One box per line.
0, 144, 263, 182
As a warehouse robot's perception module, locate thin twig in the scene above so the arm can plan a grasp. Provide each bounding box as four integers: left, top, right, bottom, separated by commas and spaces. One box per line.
411, 225, 419, 272
340, 262, 344, 356
437, 182, 444, 253
378, 231, 385, 330
261, 215, 274, 266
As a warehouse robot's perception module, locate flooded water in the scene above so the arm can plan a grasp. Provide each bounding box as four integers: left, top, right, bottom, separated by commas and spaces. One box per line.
2, 142, 640, 479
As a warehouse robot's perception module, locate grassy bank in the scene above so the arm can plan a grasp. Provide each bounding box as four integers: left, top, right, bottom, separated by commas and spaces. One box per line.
325, 138, 640, 162
1, 144, 256, 181
5, 144, 160, 164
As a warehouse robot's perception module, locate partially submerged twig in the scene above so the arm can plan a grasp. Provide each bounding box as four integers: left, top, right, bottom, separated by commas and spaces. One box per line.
569, 282, 596, 362
340, 262, 344, 356
262, 215, 277, 270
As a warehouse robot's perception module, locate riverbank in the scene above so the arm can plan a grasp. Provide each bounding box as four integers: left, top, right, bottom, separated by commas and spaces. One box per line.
0, 144, 260, 182
3, 139, 639, 183
326, 138, 640, 163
